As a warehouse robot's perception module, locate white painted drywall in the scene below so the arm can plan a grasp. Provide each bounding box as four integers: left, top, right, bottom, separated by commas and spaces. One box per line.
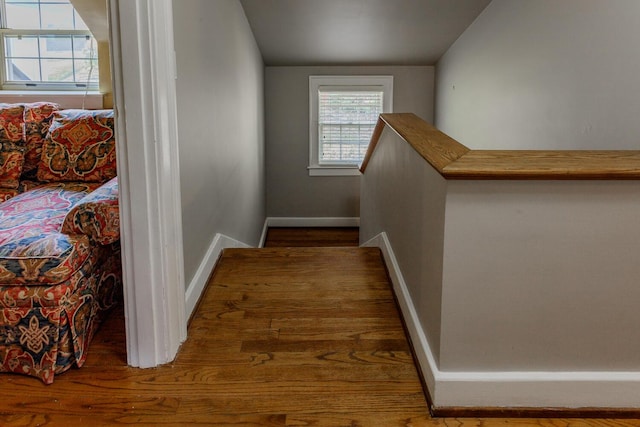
173, 0, 265, 288
265, 65, 435, 218
436, 0, 640, 149
440, 180, 640, 371
240, 0, 491, 65
360, 122, 640, 407
360, 127, 447, 364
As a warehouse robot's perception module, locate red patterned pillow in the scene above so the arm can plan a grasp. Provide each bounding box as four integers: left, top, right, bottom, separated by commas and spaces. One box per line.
0, 188, 18, 202
0, 103, 25, 144
0, 104, 26, 189
17, 180, 43, 193
22, 102, 60, 180
37, 109, 117, 183
0, 142, 25, 189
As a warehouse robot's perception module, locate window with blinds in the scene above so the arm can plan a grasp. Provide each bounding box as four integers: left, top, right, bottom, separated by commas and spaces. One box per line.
318, 90, 383, 165
309, 76, 393, 176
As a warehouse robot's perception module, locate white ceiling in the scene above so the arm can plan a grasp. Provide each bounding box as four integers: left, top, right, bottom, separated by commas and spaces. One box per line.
239, 0, 491, 66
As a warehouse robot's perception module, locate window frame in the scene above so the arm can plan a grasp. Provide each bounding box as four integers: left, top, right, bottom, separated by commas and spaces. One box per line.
309, 75, 393, 177
0, 0, 99, 91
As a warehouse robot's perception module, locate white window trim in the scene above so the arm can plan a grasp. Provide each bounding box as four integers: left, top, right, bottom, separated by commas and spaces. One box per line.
309, 75, 393, 177
0, 89, 103, 108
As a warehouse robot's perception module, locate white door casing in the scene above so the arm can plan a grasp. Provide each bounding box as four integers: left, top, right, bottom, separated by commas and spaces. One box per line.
108, 0, 186, 367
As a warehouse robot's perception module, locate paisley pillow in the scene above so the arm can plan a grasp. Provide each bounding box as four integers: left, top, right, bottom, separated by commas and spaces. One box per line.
22, 102, 60, 180
37, 109, 117, 183
0, 104, 26, 189
0, 188, 19, 202
0, 103, 25, 144
0, 142, 25, 189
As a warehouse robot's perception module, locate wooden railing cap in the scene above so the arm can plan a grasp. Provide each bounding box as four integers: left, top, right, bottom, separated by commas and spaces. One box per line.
361, 113, 640, 180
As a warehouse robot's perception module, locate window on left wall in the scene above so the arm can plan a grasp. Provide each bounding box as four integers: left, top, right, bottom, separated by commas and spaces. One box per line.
0, 0, 99, 90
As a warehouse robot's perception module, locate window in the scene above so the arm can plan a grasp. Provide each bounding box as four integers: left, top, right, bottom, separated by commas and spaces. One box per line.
0, 0, 98, 90
309, 75, 393, 176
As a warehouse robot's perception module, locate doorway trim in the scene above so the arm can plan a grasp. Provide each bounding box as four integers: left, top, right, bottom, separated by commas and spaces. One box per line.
108, 0, 186, 367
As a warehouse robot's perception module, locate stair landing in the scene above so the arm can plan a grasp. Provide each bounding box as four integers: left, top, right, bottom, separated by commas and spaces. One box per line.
182, 246, 431, 425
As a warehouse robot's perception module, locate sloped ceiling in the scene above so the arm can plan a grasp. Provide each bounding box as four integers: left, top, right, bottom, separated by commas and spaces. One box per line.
239, 0, 491, 66
69, 0, 109, 41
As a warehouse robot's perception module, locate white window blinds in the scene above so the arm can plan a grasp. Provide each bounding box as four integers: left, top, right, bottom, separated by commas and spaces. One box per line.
318, 89, 383, 165
309, 76, 392, 176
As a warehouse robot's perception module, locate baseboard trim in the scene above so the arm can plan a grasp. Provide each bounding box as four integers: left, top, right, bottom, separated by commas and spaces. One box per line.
362, 231, 640, 414
361, 232, 438, 412
259, 218, 269, 248
185, 233, 251, 319
432, 406, 640, 419
265, 217, 360, 228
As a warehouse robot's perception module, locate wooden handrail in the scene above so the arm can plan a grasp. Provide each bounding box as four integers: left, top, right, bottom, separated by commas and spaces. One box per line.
361, 113, 640, 180
360, 113, 469, 173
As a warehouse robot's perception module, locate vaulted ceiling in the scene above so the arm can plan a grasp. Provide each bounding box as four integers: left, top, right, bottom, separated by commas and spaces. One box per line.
239, 0, 491, 66
69, 0, 491, 66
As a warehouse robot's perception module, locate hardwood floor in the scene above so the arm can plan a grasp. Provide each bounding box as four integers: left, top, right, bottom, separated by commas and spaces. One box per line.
1, 229, 639, 426
264, 227, 360, 247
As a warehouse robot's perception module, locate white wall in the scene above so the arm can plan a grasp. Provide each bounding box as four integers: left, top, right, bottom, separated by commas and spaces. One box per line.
360, 127, 447, 367
173, 0, 265, 287
360, 120, 640, 408
441, 180, 640, 372
436, 0, 640, 150
265, 66, 434, 218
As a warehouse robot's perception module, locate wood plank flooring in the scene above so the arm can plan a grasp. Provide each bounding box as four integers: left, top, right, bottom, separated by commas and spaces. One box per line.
264, 227, 359, 247
1, 228, 639, 426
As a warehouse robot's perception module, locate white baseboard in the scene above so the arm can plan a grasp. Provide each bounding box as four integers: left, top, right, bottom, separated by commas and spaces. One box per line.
362, 232, 640, 410
361, 232, 438, 402
259, 219, 269, 248
265, 217, 360, 228
185, 233, 251, 318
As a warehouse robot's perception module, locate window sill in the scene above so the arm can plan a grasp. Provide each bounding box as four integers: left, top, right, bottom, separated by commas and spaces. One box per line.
0, 90, 104, 109
308, 165, 362, 177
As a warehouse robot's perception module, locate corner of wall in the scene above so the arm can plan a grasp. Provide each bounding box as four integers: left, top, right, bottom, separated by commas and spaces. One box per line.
185, 233, 253, 319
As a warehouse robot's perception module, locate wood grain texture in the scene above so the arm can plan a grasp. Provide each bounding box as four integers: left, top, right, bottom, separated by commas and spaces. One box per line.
360, 115, 387, 172
361, 113, 470, 173
0, 247, 429, 426
264, 227, 359, 247
443, 150, 640, 180
362, 113, 640, 180
2, 243, 640, 425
